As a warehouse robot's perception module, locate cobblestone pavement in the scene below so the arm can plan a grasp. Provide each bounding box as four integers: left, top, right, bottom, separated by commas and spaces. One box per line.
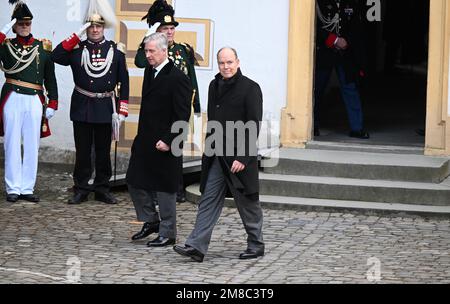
0, 166, 450, 284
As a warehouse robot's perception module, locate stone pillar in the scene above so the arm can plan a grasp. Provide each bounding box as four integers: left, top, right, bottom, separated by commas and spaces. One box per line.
280, 0, 315, 148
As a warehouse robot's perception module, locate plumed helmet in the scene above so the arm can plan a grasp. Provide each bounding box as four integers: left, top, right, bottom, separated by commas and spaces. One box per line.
9, 0, 33, 21
142, 0, 179, 28
84, 0, 118, 28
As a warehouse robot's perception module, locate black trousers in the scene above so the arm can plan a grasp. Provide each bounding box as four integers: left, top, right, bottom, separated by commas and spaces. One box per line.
73, 121, 112, 194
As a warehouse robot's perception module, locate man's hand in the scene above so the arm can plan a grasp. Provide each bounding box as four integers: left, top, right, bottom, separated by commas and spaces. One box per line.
118, 114, 126, 123
45, 108, 55, 120
145, 22, 161, 37
230, 160, 245, 174
1, 18, 17, 35
335, 37, 348, 50
76, 22, 91, 37
156, 140, 170, 152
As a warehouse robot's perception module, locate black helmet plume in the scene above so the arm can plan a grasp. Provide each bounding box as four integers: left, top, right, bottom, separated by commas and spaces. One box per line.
9, 0, 33, 21
141, 0, 178, 28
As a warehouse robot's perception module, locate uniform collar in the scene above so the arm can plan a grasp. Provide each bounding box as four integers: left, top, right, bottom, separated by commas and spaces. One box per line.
16, 34, 35, 46
87, 38, 106, 46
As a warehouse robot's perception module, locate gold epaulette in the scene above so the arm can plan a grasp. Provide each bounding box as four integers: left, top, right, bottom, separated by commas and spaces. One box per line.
180, 42, 192, 53
2, 38, 10, 46
117, 42, 127, 55
39, 38, 53, 51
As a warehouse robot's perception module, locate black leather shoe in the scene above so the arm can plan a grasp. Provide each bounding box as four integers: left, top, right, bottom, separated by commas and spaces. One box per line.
6, 194, 19, 202
349, 130, 370, 139
173, 245, 204, 262
19, 194, 40, 203
131, 222, 159, 241
239, 249, 264, 260
94, 192, 117, 204
147, 235, 175, 247
68, 192, 89, 204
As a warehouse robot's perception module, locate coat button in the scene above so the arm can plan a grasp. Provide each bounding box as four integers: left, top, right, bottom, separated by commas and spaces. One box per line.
216, 105, 220, 108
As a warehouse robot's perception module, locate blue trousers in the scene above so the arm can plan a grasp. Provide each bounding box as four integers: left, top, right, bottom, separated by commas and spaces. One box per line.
314, 65, 364, 132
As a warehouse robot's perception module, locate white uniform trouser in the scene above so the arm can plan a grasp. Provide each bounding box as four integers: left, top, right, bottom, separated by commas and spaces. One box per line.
3, 91, 42, 195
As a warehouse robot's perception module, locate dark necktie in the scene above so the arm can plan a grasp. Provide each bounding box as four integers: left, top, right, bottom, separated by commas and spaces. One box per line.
151, 68, 157, 80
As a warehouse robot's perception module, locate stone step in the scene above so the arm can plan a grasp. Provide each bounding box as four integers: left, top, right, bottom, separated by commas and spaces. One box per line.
259, 173, 450, 206
262, 148, 450, 183
186, 184, 450, 216
305, 141, 425, 154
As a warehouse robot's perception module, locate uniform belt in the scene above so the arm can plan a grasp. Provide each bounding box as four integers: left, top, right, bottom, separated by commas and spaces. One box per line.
75, 86, 115, 99
5, 78, 43, 91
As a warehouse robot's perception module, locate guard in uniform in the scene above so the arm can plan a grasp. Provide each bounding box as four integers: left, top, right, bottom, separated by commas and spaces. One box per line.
315, 0, 369, 139
51, 0, 129, 204
136, 0, 201, 203
0, 0, 58, 203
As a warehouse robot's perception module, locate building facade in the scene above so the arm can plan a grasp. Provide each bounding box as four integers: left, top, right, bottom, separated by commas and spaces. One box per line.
1, 0, 450, 157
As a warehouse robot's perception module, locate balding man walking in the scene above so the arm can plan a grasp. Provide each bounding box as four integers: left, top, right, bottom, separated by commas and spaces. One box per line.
173, 47, 264, 262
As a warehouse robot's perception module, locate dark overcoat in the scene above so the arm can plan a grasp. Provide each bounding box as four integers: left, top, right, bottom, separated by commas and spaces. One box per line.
200, 69, 263, 196
126, 60, 192, 193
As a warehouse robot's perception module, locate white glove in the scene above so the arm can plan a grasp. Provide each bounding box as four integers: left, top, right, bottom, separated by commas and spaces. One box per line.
118, 114, 126, 123
1, 18, 17, 35
45, 108, 55, 120
76, 22, 91, 37
145, 22, 161, 37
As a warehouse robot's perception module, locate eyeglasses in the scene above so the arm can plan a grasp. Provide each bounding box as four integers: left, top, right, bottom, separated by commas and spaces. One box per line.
17, 21, 32, 27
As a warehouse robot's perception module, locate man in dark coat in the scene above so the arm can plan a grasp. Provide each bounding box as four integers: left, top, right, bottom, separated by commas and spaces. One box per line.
126, 32, 191, 247
52, 1, 129, 205
314, 0, 369, 139
135, 0, 201, 203
173, 47, 264, 262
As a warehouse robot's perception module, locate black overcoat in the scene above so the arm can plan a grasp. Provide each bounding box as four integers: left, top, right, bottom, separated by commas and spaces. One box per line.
126, 60, 192, 192
200, 69, 263, 196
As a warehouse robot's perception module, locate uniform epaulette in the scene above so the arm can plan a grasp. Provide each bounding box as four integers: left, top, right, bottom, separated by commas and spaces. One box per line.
39, 38, 53, 52
180, 42, 197, 65
117, 42, 127, 55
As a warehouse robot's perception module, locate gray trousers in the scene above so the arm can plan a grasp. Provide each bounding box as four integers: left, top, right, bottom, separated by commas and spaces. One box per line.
128, 184, 177, 239
185, 158, 264, 255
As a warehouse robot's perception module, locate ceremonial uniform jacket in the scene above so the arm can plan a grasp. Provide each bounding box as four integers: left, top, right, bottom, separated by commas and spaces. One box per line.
51, 36, 129, 123
0, 33, 58, 137
316, 0, 367, 82
135, 41, 200, 113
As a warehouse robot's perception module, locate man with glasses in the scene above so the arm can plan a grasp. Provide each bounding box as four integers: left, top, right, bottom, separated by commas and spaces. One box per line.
0, 0, 58, 203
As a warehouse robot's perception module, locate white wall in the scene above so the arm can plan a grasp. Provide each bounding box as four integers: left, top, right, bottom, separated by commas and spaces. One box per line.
1, 0, 289, 151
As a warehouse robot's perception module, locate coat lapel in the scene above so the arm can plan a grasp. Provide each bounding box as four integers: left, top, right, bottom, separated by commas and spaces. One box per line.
142, 61, 174, 98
